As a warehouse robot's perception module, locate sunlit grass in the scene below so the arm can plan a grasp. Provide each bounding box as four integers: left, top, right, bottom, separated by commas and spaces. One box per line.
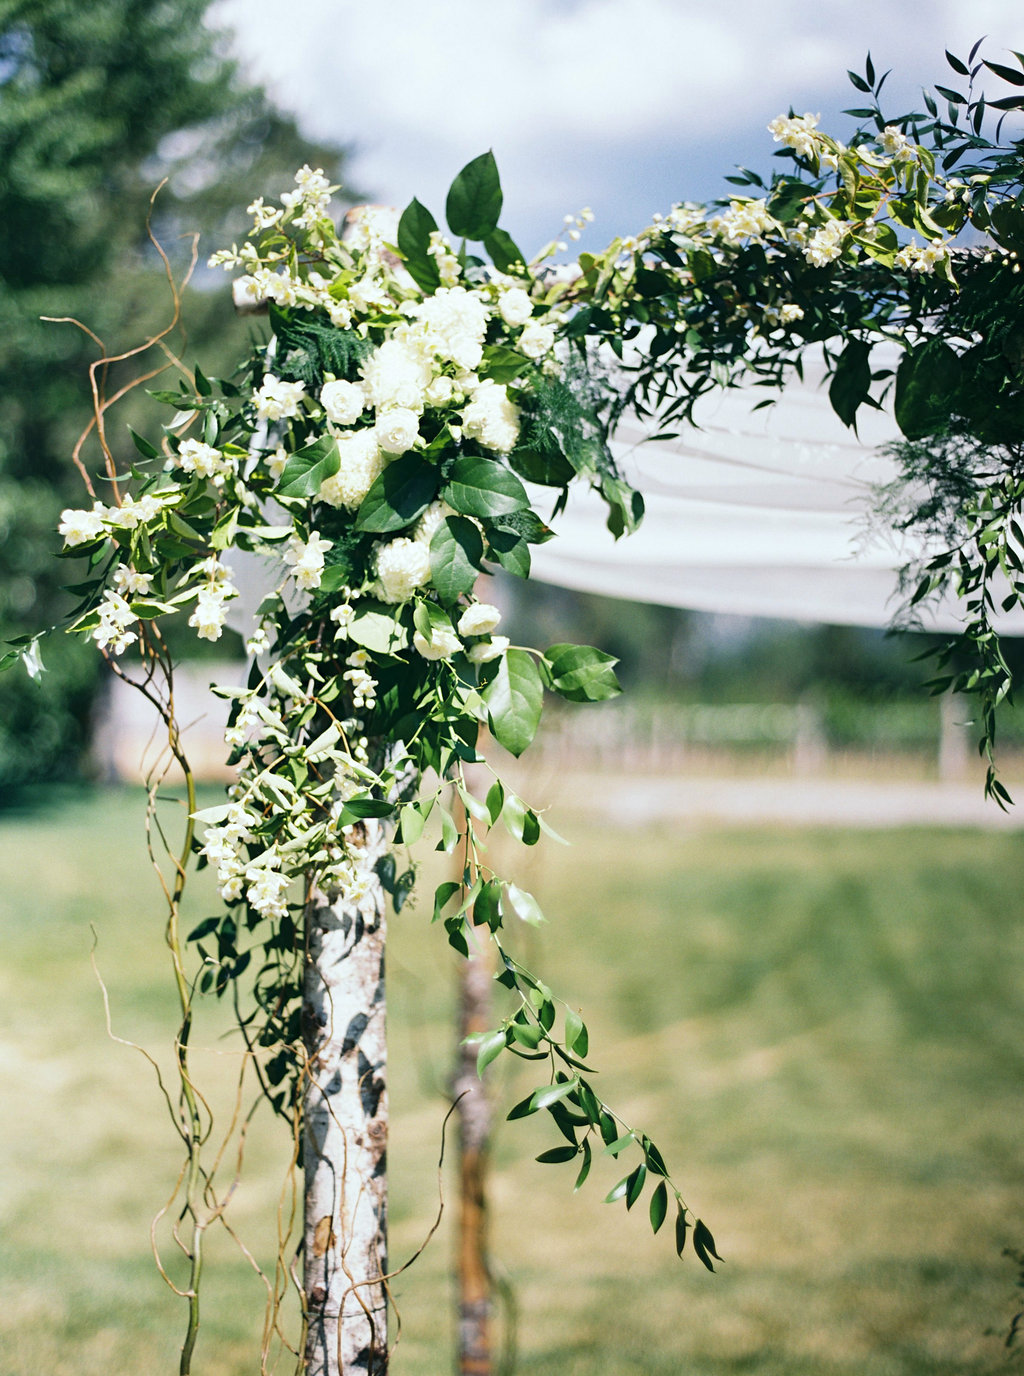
1, 786, 1023, 1374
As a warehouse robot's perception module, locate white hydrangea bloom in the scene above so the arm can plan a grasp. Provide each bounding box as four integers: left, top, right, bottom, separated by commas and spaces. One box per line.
255, 374, 307, 422
361, 339, 433, 412
59, 503, 109, 547
462, 379, 520, 455
467, 635, 509, 663
318, 430, 385, 510
320, 378, 367, 425
375, 537, 431, 603
413, 625, 462, 660
498, 287, 533, 328
457, 602, 502, 636
413, 499, 455, 546
518, 320, 557, 360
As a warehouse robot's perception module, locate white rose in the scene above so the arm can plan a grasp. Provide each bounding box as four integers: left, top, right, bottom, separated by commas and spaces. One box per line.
457, 603, 502, 636
375, 407, 420, 455
425, 375, 455, 407
321, 378, 366, 425
498, 288, 533, 328
413, 626, 462, 661
467, 636, 509, 663
518, 321, 556, 359
375, 537, 431, 603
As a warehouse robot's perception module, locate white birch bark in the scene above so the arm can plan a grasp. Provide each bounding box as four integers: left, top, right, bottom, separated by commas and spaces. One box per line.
303, 816, 389, 1376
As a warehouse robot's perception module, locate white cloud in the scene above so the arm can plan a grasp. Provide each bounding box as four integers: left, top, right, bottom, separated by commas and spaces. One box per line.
211, 0, 1024, 245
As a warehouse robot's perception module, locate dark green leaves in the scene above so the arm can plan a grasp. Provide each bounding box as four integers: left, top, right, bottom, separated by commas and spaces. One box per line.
429, 516, 484, 603
277, 436, 340, 498
828, 340, 872, 429
443, 455, 530, 518
693, 1218, 723, 1272
484, 227, 526, 273
446, 151, 503, 241
397, 197, 442, 294
355, 453, 439, 531
482, 648, 544, 756
894, 339, 960, 440
542, 643, 621, 702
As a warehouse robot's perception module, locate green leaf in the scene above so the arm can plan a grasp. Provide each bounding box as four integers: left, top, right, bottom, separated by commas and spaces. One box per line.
693, 1218, 723, 1272
625, 1163, 647, 1210
603, 1131, 636, 1158
574, 1139, 592, 1191
482, 648, 544, 756
355, 453, 439, 532
564, 1007, 588, 1057
432, 880, 460, 922
511, 1021, 545, 1050
536, 1145, 579, 1164
128, 427, 161, 460
486, 525, 531, 578
475, 1028, 507, 1076
278, 436, 340, 499
446, 150, 503, 240
187, 916, 220, 941
543, 643, 621, 702
605, 1175, 631, 1204
484, 227, 526, 273
443, 455, 530, 518
828, 340, 872, 429
338, 797, 393, 820
429, 516, 484, 603
505, 882, 545, 925
473, 877, 503, 931
649, 1181, 668, 1234
485, 780, 504, 825
509, 443, 575, 487
397, 197, 442, 294
675, 1205, 690, 1257
481, 345, 532, 384
894, 340, 961, 440
346, 602, 410, 654
600, 473, 644, 538
530, 1079, 578, 1111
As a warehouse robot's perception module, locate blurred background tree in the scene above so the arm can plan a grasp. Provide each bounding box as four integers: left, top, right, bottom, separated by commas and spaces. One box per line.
0, 0, 353, 790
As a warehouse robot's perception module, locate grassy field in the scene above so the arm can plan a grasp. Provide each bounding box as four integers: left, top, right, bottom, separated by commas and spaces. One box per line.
2, 785, 1024, 1374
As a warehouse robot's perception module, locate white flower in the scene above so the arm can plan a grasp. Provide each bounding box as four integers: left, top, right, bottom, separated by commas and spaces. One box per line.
517, 320, 556, 359
108, 492, 167, 529
361, 339, 433, 412
255, 374, 307, 422
467, 636, 509, 663
59, 503, 108, 547
767, 112, 821, 160
880, 126, 915, 163
413, 499, 455, 546
458, 603, 501, 636
894, 238, 950, 274
246, 627, 271, 656
425, 375, 456, 407
176, 439, 234, 481
320, 378, 366, 425
411, 286, 490, 370
413, 625, 461, 660
462, 379, 520, 455
374, 537, 431, 603
284, 531, 332, 591
498, 288, 533, 328
112, 566, 153, 597
189, 587, 230, 642
91, 590, 137, 655
319, 430, 385, 510
803, 219, 850, 268
712, 198, 777, 245
375, 406, 420, 455
266, 446, 290, 481
330, 601, 355, 638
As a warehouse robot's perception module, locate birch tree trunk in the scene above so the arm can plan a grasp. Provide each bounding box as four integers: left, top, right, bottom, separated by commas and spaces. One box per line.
453, 935, 494, 1376
303, 816, 389, 1376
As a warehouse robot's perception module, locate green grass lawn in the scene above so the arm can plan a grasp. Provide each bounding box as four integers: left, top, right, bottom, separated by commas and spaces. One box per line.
2, 785, 1023, 1374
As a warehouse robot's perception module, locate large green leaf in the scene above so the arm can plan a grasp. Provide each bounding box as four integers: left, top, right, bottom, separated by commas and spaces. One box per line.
482, 648, 543, 757
355, 453, 439, 532
429, 516, 484, 603
486, 526, 531, 579
277, 436, 340, 498
443, 455, 530, 518
446, 151, 503, 240
509, 443, 575, 487
484, 227, 526, 273
543, 643, 622, 702
397, 197, 442, 294
828, 340, 872, 429
345, 602, 409, 654
894, 339, 960, 440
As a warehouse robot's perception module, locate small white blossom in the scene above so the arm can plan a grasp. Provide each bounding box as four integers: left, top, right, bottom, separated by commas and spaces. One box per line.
255, 374, 307, 422
518, 320, 557, 359
59, 503, 108, 547
803, 218, 850, 268
498, 287, 534, 328
880, 126, 916, 163
768, 112, 821, 160
284, 531, 332, 591
112, 566, 153, 597
176, 439, 235, 482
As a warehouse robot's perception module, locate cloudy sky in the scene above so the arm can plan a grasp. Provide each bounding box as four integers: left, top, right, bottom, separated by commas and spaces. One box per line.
211, 0, 1024, 254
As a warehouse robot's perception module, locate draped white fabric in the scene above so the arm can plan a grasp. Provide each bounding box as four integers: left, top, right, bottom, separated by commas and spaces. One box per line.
531, 356, 1024, 634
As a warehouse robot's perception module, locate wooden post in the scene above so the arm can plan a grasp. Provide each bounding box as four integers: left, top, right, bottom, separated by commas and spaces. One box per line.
303, 817, 390, 1376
